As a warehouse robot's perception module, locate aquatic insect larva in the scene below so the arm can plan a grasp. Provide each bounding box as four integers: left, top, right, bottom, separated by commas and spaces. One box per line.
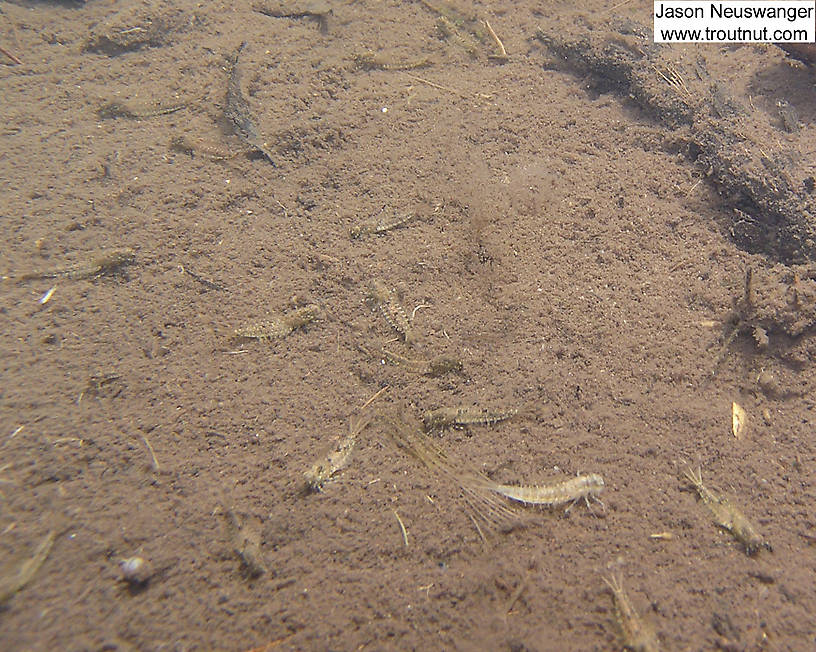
235, 304, 321, 341
223, 507, 267, 577
423, 406, 518, 431
379, 348, 462, 377
349, 208, 417, 238
97, 99, 184, 120
224, 42, 275, 165
602, 572, 661, 652
304, 415, 371, 491
18, 248, 136, 281
384, 416, 521, 531
368, 280, 413, 343
485, 473, 605, 510
683, 465, 771, 555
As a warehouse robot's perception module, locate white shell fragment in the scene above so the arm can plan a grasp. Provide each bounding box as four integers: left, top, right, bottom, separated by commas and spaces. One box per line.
38, 286, 56, 304
119, 556, 152, 584
732, 402, 747, 440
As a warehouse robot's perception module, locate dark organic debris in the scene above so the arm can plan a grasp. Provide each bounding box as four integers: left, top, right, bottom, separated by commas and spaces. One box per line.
535, 15, 816, 264
85, 18, 176, 56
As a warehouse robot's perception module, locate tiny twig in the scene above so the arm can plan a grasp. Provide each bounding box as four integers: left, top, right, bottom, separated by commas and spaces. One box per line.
140, 434, 159, 471
394, 510, 409, 547
0, 45, 22, 65
505, 575, 529, 614
743, 266, 754, 309
649, 531, 674, 540
360, 385, 389, 410
685, 178, 702, 196
271, 578, 296, 591
483, 20, 508, 60
402, 72, 492, 100
602, 0, 634, 13
51, 437, 83, 446
274, 199, 289, 218
411, 304, 431, 320
241, 631, 296, 652
178, 264, 226, 291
